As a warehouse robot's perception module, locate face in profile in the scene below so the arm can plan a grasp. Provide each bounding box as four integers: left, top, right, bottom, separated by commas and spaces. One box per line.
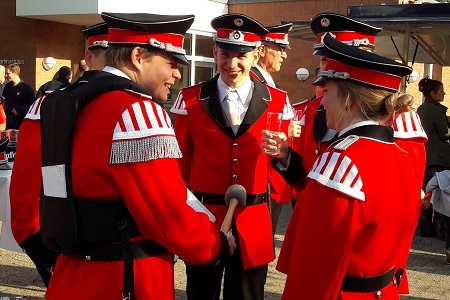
213, 45, 259, 88
432, 85, 446, 103
260, 43, 287, 73
320, 80, 346, 131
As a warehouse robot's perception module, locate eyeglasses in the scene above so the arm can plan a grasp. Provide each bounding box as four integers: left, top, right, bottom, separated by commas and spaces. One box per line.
273, 47, 287, 56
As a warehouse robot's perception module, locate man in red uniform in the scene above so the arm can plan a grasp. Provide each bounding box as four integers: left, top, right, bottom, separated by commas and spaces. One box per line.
9, 22, 110, 288
250, 23, 294, 234
171, 13, 291, 300
40, 13, 235, 300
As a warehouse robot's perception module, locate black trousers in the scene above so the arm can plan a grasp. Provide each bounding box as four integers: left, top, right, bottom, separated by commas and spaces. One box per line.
185, 222, 268, 300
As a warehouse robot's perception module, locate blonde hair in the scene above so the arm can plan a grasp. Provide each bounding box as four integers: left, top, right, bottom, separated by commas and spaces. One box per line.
336, 80, 413, 121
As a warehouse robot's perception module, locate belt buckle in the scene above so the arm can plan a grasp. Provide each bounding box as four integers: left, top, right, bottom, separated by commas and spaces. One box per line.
122, 293, 131, 300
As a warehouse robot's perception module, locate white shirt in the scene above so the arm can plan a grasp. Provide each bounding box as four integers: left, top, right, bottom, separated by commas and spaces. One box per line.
255, 65, 276, 87
218, 76, 253, 123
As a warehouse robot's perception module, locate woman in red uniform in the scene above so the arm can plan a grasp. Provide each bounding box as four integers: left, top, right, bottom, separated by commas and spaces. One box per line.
262, 34, 421, 299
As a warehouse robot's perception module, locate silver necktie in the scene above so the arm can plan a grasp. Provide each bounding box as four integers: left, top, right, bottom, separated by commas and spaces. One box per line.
224, 91, 242, 134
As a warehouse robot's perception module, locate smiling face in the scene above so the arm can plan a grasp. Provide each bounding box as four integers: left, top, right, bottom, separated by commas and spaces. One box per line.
213, 45, 259, 88
135, 49, 181, 102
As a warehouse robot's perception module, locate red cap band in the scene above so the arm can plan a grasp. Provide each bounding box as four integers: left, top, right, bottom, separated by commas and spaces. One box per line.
263, 32, 287, 41
317, 31, 376, 46
108, 28, 184, 48
216, 29, 261, 43
325, 59, 402, 92
87, 34, 109, 47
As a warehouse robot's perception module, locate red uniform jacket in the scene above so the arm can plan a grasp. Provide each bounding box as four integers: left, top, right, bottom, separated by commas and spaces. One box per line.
171, 75, 289, 269
280, 125, 421, 300
10, 96, 46, 244
392, 110, 427, 294
250, 69, 295, 205
46, 89, 225, 300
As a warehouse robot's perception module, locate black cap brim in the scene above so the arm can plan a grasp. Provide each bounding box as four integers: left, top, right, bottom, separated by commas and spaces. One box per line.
313, 47, 326, 56
216, 41, 256, 53
172, 53, 189, 65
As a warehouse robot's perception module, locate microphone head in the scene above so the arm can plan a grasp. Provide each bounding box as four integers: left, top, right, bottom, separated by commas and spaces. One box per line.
224, 184, 247, 207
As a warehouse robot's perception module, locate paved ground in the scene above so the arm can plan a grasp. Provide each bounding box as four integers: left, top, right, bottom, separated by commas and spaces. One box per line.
1, 204, 449, 299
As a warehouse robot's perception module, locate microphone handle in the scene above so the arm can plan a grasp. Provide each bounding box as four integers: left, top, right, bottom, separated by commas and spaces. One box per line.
220, 198, 238, 234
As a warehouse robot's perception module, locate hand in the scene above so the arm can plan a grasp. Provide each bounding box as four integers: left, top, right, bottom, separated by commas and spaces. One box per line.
226, 231, 236, 255
11, 108, 18, 116
288, 120, 301, 138
422, 200, 431, 210
261, 129, 288, 160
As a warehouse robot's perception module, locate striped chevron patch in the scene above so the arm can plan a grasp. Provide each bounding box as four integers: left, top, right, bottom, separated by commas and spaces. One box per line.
112, 100, 175, 141
110, 100, 182, 164
393, 110, 427, 140
308, 151, 365, 201
25, 94, 48, 120
170, 92, 187, 115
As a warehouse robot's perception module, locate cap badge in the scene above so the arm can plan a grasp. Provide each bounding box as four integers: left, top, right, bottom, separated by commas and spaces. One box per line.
229, 30, 244, 42
320, 17, 330, 28
234, 18, 244, 27
320, 69, 350, 80
92, 40, 109, 48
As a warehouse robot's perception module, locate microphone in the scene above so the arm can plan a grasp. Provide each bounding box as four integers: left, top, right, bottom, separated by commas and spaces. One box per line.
220, 184, 247, 235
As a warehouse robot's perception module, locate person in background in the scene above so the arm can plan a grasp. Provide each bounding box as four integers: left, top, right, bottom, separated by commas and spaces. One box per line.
3, 63, 35, 130
251, 23, 294, 235
171, 13, 292, 300
289, 65, 322, 208
43, 12, 234, 300
78, 59, 89, 76
386, 92, 427, 294
264, 34, 418, 299
35, 66, 72, 99
9, 22, 110, 289
83, 22, 109, 71
0, 65, 7, 96
417, 77, 450, 263
0, 65, 6, 130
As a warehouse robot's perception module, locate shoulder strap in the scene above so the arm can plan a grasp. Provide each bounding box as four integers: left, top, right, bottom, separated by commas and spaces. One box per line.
40, 75, 151, 254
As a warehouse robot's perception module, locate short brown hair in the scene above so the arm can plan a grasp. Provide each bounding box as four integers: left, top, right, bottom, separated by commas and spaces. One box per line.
105, 46, 157, 69
7, 63, 20, 76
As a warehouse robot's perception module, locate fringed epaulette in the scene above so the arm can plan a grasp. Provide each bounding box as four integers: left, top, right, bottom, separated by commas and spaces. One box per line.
109, 100, 182, 164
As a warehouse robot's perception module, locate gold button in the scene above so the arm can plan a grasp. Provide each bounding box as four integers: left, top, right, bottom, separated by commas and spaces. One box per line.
233, 143, 238, 148
232, 175, 238, 180
314, 150, 319, 156
233, 158, 238, 164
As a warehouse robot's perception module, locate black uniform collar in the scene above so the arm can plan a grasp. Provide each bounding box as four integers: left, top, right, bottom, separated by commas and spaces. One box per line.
337, 124, 394, 143
198, 74, 271, 139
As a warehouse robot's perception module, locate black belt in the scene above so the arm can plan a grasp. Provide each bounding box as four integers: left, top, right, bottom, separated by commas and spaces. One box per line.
66, 240, 168, 261
341, 267, 395, 293
194, 192, 267, 206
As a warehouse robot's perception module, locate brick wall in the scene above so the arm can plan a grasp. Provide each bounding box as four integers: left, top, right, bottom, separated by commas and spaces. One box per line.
0, 0, 85, 93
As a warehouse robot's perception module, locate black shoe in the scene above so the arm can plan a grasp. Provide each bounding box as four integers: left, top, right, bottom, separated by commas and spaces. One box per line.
445, 249, 450, 265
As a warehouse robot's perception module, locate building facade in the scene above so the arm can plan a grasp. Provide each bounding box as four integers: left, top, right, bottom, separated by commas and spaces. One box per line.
1, 0, 448, 108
